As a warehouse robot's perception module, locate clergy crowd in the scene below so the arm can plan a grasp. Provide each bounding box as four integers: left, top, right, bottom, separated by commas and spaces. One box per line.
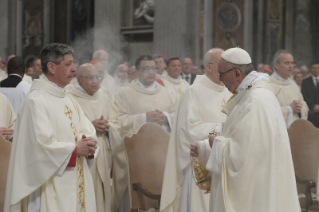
0, 42, 318, 212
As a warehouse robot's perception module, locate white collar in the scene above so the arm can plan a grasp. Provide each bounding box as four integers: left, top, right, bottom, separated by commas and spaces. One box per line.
136, 78, 157, 90
272, 71, 289, 82
9, 73, 22, 78
74, 83, 89, 94
236, 71, 269, 93
41, 75, 66, 92
182, 72, 191, 78
312, 75, 319, 80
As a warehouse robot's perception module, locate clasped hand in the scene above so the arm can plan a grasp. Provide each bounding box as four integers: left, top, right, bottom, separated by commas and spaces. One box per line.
146, 110, 168, 125
92, 115, 110, 134
0, 127, 13, 141
290, 100, 302, 113
76, 134, 97, 157
189, 133, 221, 157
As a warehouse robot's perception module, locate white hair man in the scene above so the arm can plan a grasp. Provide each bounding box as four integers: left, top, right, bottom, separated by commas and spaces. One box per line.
160, 48, 232, 212
190, 47, 300, 212
270, 49, 308, 127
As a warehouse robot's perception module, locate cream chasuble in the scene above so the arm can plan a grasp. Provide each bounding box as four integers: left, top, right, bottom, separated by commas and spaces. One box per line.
161, 75, 189, 100
101, 73, 117, 101
113, 80, 177, 212
22, 75, 32, 84
66, 77, 78, 90
68, 86, 122, 212
207, 79, 300, 212
0, 93, 16, 128
160, 75, 231, 212
270, 76, 308, 127
4, 78, 97, 212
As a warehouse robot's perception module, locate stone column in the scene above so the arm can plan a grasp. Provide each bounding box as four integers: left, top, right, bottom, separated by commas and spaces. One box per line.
243, 0, 253, 56
0, 0, 9, 57
204, 0, 214, 53
293, 0, 312, 66
94, 0, 121, 67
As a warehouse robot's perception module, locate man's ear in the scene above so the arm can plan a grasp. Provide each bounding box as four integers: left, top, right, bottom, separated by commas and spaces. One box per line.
47, 62, 56, 74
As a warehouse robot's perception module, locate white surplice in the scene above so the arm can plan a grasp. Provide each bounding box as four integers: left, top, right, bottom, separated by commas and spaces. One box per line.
207, 72, 300, 212
4, 78, 97, 212
160, 75, 232, 212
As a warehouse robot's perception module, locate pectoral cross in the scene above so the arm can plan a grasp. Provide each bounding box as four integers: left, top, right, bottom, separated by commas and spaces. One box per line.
64, 105, 73, 121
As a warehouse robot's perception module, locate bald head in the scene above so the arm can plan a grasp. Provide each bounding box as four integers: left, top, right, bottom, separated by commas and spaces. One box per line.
92, 49, 109, 69
204, 48, 224, 84
77, 63, 100, 95
78, 63, 95, 75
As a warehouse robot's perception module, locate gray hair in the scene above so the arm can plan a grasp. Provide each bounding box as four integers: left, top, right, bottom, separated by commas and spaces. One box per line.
40, 43, 74, 74
92, 49, 108, 60
272, 49, 292, 71
203, 51, 211, 66
224, 60, 254, 75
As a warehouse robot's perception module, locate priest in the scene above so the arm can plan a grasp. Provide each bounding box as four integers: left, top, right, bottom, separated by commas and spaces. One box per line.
270, 50, 308, 127
4, 43, 98, 212
113, 55, 177, 212
68, 63, 122, 212
191, 47, 300, 212
161, 57, 189, 100
0, 93, 16, 141
160, 48, 232, 212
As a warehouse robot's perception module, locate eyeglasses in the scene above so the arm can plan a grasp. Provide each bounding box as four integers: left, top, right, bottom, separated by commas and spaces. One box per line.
218, 67, 237, 78
139, 66, 157, 72
79, 75, 102, 81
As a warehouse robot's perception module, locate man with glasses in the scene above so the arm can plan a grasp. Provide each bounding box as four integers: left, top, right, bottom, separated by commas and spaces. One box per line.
162, 57, 190, 100
190, 47, 300, 212
68, 63, 121, 212
113, 55, 177, 212
270, 50, 308, 128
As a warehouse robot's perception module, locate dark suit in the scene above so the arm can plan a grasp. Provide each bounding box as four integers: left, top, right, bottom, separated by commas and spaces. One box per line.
301, 76, 319, 127
0, 75, 22, 88
181, 73, 196, 85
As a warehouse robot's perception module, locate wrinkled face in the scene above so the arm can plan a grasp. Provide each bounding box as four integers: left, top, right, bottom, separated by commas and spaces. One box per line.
33, 59, 43, 75
50, 54, 76, 87
217, 59, 242, 94
93, 62, 105, 82
311, 64, 319, 77
115, 65, 129, 83
77, 65, 100, 95
155, 57, 166, 75
167, 59, 182, 79
275, 53, 295, 79
182, 58, 193, 75
128, 66, 137, 81
137, 60, 157, 86
95, 52, 108, 69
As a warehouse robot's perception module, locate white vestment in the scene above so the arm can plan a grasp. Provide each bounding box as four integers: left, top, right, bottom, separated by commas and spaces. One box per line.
22, 74, 32, 84
4, 78, 97, 212
161, 75, 189, 100
270, 75, 308, 127
160, 75, 232, 212
0, 93, 16, 128
101, 73, 117, 101
68, 86, 122, 212
207, 72, 300, 212
113, 80, 177, 212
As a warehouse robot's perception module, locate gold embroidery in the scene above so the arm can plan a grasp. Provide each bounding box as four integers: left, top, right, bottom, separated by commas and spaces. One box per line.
221, 99, 226, 108
64, 104, 85, 211
177, 88, 182, 95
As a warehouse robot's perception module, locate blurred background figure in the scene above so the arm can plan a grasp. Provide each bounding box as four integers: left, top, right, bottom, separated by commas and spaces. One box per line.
294, 72, 303, 90
153, 54, 167, 78
128, 65, 137, 82
114, 64, 129, 89
300, 65, 310, 78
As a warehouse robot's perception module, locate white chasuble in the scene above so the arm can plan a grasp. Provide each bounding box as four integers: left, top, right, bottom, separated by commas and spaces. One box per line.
101, 73, 117, 101
208, 80, 300, 212
0, 93, 16, 128
270, 76, 308, 127
113, 80, 177, 212
160, 75, 232, 212
161, 75, 189, 100
68, 86, 122, 212
4, 78, 97, 212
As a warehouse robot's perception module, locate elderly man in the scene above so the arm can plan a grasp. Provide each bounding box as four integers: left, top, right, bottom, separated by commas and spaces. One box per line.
92, 49, 117, 100
68, 63, 121, 212
181, 58, 196, 85
113, 55, 177, 212
301, 62, 319, 128
162, 57, 189, 100
270, 50, 308, 127
160, 48, 232, 212
128, 65, 137, 82
114, 64, 130, 90
154, 54, 167, 77
4, 43, 98, 212
190, 47, 300, 212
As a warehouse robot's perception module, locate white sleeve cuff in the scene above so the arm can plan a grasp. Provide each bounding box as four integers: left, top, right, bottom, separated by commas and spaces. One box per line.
286, 106, 293, 128
56, 155, 71, 176
206, 136, 226, 175
142, 113, 147, 123
162, 112, 172, 128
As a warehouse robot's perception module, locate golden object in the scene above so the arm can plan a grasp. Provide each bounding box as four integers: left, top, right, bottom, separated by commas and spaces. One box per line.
192, 143, 211, 194
209, 132, 217, 135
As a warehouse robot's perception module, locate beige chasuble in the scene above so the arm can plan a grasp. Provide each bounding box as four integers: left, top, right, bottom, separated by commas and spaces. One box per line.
113, 80, 177, 212
161, 75, 189, 100
160, 75, 232, 212
270, 76, 308, 127
4, 78, 97, 212
101, 73, 117, 101
68, 86, 122, 212
0, 93, 16, 128
208, 80, 300, 212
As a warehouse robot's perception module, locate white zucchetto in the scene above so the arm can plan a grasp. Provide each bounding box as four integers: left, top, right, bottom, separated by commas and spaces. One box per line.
221, 47, 252, 65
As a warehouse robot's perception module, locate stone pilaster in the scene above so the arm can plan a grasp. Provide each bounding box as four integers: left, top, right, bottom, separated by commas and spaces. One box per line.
0, 0, 8, 57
